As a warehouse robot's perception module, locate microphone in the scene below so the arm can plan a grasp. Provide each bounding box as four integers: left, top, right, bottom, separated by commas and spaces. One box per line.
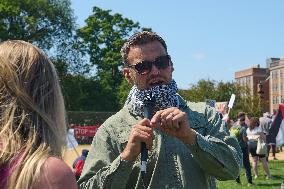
141, 98, 154, 176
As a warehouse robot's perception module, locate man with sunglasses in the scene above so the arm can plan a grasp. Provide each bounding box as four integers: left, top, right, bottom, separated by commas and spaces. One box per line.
78, 31, 242, 189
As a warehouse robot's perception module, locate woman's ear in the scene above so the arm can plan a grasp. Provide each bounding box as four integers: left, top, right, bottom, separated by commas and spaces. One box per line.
123, 68, 134, 85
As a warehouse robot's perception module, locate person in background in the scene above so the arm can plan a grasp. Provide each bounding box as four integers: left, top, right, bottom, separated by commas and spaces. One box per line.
73, 149, 89, 180
259, 112, 277, 160
246, 117, 272, 179
0, 40, 77, 189
78, 31, 242, 189
230, 112, 253, 186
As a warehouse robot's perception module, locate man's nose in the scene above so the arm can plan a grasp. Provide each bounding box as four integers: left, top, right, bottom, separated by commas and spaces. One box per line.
150, 64, 160, 75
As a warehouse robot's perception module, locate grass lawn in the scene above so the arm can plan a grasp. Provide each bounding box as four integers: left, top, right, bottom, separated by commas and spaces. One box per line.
217, 160, 284, 189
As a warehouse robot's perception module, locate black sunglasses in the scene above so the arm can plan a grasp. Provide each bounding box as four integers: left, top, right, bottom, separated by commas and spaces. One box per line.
127, 55, 171, 75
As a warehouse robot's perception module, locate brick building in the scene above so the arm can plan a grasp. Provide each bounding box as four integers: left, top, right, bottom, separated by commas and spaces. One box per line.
267, 58, 284, 113
235, 65, 269, 112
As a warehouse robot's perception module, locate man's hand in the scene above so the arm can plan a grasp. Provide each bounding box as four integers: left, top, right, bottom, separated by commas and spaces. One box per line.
150, 107, 196, 145
120, 119, 154, 162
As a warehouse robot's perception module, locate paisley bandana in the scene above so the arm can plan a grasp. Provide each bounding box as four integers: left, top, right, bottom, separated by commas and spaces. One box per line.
124, 80, 179, 117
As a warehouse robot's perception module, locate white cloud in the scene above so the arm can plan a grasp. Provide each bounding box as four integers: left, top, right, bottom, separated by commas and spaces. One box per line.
192, 52, 206, 61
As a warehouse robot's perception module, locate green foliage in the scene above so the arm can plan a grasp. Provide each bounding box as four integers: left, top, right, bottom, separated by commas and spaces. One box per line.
67, 111, 115, 125
60, 74, 122, 111
179, 79, 267, 120
231, 85, 268, 118
117, 79, 132, 107
217, 160, 284, 189
0, 0, 75, 50
0, 0, 89, 93
179, 79, 239, 103
76, 6, 144, 110
179, 79, 217, 102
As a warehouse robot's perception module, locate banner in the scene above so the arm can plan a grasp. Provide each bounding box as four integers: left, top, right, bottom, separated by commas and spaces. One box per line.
73, 125, 100, 137
277, 121, 284, 146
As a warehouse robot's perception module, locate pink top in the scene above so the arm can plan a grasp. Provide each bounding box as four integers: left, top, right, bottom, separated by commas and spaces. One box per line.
0, 154, 22, 188
0, 163, 10, 188
0, 155, 78, 189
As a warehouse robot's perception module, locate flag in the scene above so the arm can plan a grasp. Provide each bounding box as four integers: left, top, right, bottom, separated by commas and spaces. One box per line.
269, 104, 284, 146
277, 122, 284, 145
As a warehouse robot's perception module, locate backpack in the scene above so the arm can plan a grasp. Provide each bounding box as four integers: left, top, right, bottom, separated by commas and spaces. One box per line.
74, 159, 84, 177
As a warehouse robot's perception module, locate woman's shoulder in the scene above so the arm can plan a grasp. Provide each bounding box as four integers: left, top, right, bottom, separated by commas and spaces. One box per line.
33, 156, 77, 189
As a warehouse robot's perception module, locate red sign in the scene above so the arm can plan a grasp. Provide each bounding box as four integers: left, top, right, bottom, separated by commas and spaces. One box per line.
73, 125, 100, 137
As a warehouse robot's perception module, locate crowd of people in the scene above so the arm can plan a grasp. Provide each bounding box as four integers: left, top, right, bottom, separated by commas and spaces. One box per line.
228, 111, 283, 186
77, 31, 242, 189
0, 31, 283, 189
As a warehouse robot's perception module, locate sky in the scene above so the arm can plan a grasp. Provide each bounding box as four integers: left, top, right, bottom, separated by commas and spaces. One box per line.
70, 1, 284, 89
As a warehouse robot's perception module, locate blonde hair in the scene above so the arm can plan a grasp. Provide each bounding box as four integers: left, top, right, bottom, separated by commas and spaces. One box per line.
0, 40, 67, 189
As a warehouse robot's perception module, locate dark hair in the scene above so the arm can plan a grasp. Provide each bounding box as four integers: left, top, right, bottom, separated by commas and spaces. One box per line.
120, 31, 168, 65
82, 149, 89, 157
249, 117, 259, 130
239, 117, 245, 122
237, 112, 245, 118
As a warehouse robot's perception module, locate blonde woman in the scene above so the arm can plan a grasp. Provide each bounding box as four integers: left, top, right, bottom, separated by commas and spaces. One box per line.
0, 40, 77, 189
246, 117, 272, 179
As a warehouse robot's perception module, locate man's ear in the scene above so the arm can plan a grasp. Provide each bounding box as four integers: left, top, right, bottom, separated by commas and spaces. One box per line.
170, 60, 174, 72
123, 68, 134, 85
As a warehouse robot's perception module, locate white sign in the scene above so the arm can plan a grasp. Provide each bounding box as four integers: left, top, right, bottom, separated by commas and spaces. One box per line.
228, 94, 235, 109
66, 129, 78, 150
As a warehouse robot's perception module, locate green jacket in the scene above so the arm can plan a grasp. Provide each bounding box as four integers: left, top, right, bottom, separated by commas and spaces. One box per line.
78, 97, 242, 189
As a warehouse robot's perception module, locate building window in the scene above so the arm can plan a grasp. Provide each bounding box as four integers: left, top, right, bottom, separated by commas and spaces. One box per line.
281, 96, 284, 103
272, 84, 276, 92
273, 96, 276, 104
247, 77, 250, 85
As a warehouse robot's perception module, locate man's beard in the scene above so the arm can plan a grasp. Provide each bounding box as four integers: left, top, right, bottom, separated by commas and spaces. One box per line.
124, 80, 179, 117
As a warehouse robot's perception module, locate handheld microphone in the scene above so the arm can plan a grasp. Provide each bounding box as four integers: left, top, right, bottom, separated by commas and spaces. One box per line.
141, 98, 154, 176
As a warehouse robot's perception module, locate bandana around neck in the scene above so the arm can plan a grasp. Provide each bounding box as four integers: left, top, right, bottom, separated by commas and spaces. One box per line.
124, 80, 179, 117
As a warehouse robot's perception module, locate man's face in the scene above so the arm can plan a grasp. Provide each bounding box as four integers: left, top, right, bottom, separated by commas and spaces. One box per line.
239, 118, 245, 126
123, 41, 174, 90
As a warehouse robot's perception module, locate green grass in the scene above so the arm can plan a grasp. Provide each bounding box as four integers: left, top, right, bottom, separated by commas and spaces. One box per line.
217, 160, 284, 189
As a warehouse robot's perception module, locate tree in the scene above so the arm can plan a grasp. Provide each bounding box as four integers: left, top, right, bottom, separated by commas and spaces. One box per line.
179, 79, 217, 102
0, 0, 94, 110
77, 7, 145, 110
0, 0, 75, 51
0, 0, 87, 78
61, 75, 108, 111
233, 85, 268, 118
179, 79, 265, 120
